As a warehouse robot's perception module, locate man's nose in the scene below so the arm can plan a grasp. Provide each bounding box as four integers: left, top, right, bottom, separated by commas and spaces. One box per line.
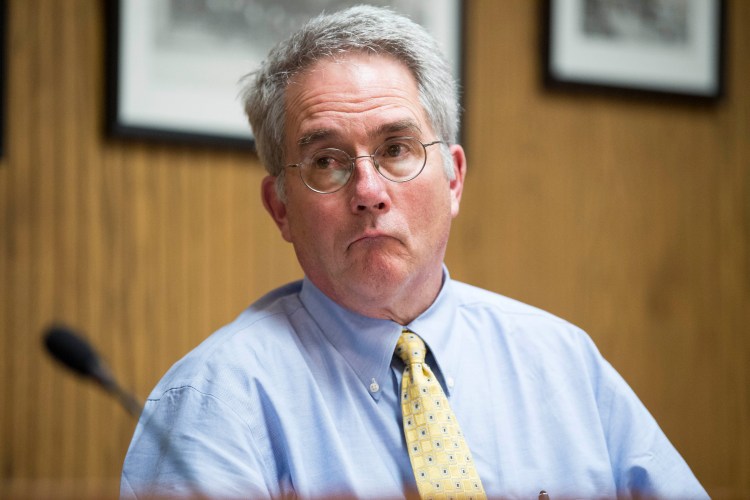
348, 156, 391, 213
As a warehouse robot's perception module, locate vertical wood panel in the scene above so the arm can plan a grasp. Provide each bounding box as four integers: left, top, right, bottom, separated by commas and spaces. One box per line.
449, 1, 750, 497
0, 0, 748, 498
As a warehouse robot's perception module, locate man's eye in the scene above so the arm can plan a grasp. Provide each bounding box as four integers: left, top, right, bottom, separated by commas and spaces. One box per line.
385, 143, 407, 158
313, 156, 338, 169
382, 140, 417, 159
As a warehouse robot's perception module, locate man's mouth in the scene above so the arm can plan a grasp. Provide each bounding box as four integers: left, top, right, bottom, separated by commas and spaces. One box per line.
347, 231, 397, 250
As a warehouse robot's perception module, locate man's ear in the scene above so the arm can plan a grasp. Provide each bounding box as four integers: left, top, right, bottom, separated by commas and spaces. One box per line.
261, 176, 292, 242
448, 144, 467, 218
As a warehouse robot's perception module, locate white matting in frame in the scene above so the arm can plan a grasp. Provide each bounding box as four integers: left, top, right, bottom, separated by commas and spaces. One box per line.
545, 0, 724, 98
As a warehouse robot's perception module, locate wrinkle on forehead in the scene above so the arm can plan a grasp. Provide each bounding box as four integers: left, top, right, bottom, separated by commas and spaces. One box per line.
298, 119, 423, 148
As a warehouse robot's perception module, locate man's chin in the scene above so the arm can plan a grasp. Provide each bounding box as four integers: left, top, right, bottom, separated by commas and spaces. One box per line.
341, 258, 412, 296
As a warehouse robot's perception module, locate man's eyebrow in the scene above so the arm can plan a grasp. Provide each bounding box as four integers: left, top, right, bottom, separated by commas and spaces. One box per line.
297, 129, 334, 147
373, 120, 423, 138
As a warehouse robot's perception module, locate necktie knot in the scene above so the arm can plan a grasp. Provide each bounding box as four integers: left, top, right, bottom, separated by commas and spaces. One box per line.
396, 329, 426, 365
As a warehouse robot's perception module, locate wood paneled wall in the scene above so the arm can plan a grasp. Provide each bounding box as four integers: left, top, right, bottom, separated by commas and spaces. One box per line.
1, 1, 747, 498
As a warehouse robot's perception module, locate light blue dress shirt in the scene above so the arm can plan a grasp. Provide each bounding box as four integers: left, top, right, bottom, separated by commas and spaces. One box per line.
121, 269, 707, 499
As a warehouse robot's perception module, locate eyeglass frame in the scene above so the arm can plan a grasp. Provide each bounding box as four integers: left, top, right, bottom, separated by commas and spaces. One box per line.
283, 137, 445, 194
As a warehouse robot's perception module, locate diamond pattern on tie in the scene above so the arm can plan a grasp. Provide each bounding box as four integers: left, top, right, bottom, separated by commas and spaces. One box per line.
396, 329, 486, 500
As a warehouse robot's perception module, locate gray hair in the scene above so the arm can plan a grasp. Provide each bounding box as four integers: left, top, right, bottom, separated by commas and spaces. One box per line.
241, 5, 460, 197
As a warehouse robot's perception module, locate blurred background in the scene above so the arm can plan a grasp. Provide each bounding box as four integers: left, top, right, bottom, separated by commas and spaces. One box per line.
1, 0, 748, 498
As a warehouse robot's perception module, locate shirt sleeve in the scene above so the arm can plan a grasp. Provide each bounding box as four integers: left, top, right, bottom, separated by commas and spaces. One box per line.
120, 385, 274, 499
579, 332, 709, 499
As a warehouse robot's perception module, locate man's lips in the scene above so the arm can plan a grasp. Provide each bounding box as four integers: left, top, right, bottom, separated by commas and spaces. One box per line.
347, 231, 398, 250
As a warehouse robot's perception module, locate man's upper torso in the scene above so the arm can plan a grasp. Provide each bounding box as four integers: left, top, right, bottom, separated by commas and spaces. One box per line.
121, 270, 706, 499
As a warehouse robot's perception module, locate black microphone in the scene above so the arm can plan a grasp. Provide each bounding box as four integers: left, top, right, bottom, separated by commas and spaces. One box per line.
43, 325, 144, 418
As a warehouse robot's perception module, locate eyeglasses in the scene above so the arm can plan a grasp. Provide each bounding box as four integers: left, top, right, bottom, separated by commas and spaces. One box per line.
284, 137, 444, 194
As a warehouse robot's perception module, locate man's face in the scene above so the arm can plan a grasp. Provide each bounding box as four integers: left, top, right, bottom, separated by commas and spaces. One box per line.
262, 53, 466, 321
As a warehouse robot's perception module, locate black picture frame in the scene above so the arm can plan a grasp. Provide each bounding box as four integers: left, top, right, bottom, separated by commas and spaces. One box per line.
106, 0, 463, 149
542, 0, 725, 101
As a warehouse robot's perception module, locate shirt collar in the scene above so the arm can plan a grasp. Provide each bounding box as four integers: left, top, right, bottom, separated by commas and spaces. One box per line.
299, 277, 401, 401
298, 266, 459, 400
405, 266, 460, 396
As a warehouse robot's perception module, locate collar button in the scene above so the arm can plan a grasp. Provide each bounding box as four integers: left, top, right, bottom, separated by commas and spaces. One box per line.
369, 379, 380, 393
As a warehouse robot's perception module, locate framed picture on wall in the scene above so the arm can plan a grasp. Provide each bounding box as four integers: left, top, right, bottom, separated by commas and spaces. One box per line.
106, 0, 463, 148
543, 0, 725, 100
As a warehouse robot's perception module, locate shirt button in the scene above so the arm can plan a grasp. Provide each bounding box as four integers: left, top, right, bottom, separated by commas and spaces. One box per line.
369, 379, 380, 393
446, 376, 455, 388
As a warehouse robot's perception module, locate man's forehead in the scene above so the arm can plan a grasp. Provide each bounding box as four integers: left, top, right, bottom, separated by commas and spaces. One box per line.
282, 53, 430, 150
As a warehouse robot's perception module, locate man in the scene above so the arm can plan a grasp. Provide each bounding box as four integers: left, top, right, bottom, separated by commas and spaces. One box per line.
121, 6, 707, 499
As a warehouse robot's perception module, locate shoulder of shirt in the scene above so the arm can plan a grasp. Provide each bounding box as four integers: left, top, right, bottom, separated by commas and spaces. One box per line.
450, 279, 576, 326
447, 278, 613, 384
147, 280, 305, 399
446, 278, 601, 351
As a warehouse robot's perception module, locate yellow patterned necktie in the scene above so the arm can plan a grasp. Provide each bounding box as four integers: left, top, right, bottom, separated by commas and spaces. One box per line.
396, 329, 487, 500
